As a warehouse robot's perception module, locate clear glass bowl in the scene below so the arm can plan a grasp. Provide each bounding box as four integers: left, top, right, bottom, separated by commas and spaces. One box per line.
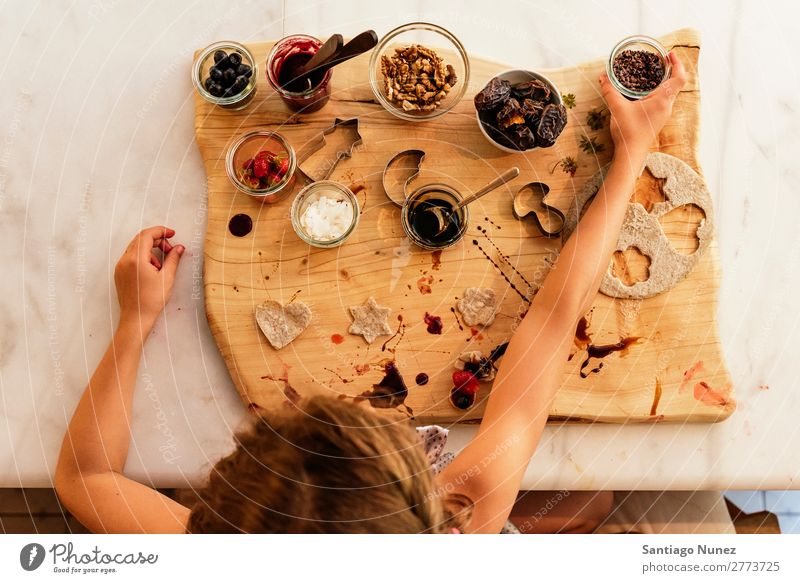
266, 34, 333, 113
225, 131, 297, 202
369, 22, 470, 122
291, 181, 360, 248
192, 41, 258, 110
401, 183, 468, 250
475, 69, 563, 154
607, 35, 671, 100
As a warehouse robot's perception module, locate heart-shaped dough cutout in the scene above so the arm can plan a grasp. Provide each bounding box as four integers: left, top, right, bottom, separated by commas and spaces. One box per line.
255, 300, 312, 350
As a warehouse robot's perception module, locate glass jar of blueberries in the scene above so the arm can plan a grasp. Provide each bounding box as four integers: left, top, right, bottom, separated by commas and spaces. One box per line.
192, 41, 257, 110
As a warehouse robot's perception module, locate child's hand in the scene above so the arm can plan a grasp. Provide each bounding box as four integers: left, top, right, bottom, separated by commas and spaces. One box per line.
600, 51, 688, 158
114, 226, 185, 329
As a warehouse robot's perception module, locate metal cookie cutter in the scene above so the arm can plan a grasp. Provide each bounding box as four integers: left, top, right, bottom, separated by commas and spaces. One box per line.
296, 118, 363, 182
512, 181, 565, 238
381, 149, 426, 206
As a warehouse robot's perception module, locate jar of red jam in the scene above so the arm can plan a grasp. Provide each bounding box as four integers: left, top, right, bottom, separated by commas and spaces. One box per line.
266, 34, 332, 113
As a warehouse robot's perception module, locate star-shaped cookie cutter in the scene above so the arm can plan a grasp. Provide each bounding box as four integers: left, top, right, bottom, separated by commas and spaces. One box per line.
296, 118, 363, 182
512, 181, 565, 238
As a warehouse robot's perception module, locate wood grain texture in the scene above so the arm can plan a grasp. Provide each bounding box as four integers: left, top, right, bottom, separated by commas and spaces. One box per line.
194, 28, 734, 424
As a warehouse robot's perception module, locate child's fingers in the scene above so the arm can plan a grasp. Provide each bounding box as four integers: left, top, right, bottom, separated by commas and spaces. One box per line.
153, 237, 173, 254
655, 52, 688, 99
133, 226, 175, 261
598, 72, 627, 111
149, 254, 162, 270
159, 245, 185, 280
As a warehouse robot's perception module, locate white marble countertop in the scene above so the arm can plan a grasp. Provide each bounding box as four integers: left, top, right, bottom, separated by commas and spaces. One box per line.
2, 0, 799, 491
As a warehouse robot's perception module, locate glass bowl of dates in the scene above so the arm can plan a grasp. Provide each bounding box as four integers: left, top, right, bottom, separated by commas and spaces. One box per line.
607, 35, 671, 100
226, 131, 297, 202
192, 41, 257, 110
369, 22, 469, 122
474, 70, 567, 153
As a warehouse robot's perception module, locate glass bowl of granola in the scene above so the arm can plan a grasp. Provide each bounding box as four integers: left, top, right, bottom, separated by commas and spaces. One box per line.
369, 22, 470, 122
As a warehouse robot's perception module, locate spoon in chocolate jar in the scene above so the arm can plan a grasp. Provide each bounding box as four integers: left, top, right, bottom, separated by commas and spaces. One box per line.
424, 167, 521, 236
294, 30, 378, 90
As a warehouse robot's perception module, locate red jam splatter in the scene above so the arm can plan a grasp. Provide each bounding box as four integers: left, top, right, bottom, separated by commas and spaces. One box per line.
693, 381, 733, 407
331, 333, 345, 345
417, 275, 434, 294
679, 361, 704, 393
469, 327, 483, 340
424, 312, 443, 334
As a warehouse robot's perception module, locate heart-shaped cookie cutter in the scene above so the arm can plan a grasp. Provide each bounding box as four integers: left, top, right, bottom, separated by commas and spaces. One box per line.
382, 149, 426, 206
296, 118, 363, 182
512, 181, 565, 238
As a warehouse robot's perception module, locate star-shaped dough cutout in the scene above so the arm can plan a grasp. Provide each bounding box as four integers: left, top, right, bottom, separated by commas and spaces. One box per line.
348, 296, 393, 344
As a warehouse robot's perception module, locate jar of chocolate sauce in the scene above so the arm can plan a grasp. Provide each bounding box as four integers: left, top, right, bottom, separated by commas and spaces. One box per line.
266, 34, 333, 113
401, 184, 469, 250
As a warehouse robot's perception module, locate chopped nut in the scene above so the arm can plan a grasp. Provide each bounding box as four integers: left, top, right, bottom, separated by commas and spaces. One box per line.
379, 44, 458, 113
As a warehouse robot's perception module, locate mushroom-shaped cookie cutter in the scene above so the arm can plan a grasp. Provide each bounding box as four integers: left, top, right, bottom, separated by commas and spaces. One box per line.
296, 118, 363, 182
381, 149, 426, 206
512, 181, 565, 238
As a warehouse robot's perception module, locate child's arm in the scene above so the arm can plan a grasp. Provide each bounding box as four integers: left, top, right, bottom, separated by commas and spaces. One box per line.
438, 54, 687, 533
54, 226, 190, 533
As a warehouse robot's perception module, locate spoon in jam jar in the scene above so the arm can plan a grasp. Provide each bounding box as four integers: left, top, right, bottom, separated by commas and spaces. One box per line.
293, 30, 378, 91
423, 167, 520, 236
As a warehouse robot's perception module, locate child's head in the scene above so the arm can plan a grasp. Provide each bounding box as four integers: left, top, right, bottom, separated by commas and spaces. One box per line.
187, 395, 470, 533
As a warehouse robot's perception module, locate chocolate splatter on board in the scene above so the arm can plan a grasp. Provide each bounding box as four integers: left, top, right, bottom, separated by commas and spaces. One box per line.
381, 314, 406, 353
353, 361, 412, 415
476, 225, 534, 291
431, 250, 442, 270
471, 239, 530, 303
579, 338, 640, 378
450, 306, 464, 331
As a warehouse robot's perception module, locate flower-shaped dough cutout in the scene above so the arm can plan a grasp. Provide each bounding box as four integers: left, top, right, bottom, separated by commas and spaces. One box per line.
562, 152, 714, 299
456, 287, 498, 327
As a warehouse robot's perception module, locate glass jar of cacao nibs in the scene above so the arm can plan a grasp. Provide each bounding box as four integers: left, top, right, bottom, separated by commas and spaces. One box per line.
607, 36, 671, 100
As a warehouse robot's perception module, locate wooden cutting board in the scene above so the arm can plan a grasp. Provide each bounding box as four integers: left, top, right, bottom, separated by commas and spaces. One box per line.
195, 28, 734, 424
